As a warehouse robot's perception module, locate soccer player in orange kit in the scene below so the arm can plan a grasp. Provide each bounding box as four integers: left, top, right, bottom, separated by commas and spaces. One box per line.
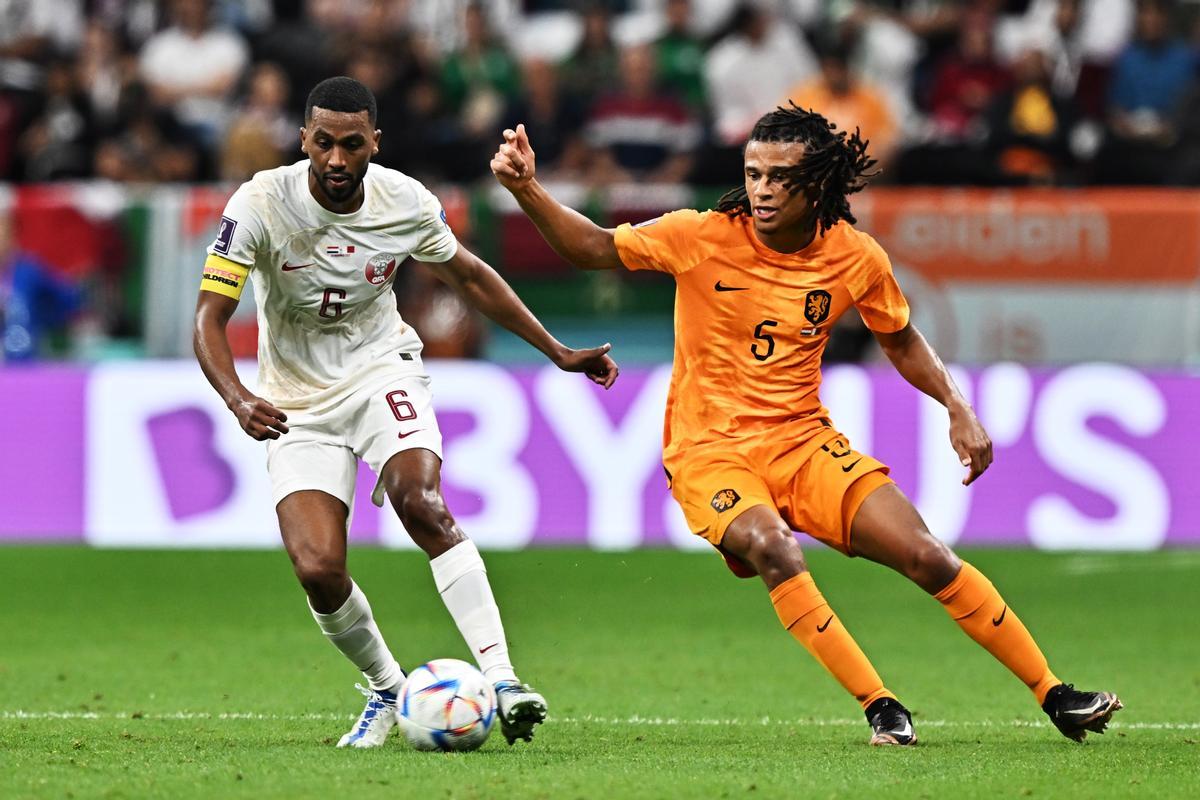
490, 104, 1122, 746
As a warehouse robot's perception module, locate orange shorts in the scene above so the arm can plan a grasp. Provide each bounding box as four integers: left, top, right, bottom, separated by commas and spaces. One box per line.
667, 426, 893, 568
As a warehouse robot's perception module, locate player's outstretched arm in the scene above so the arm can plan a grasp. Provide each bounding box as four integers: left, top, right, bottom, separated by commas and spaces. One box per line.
874, 323, 992, 485
490, 123, 624, 271
193, 290, 289, 440
425, 243, 619, 389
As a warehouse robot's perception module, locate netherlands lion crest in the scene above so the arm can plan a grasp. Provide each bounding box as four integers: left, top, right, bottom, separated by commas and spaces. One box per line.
364, 253, 398, 286
711, 489, 741, 512
804, 290, 832, 325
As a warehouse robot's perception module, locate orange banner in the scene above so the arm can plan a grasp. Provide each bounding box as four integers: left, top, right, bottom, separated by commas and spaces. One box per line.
852, 189, 1200, 283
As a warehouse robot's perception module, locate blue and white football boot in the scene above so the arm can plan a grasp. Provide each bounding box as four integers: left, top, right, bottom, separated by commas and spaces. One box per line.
494, 681, 547, 745
337, 683, 399, 748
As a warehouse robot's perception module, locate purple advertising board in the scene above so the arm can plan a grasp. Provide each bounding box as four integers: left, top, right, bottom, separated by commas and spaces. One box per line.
1, 362, 1196, 550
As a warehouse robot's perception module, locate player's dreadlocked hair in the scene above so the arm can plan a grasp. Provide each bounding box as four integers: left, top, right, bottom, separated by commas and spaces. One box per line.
306, 76, 377, 125
715, 103, 877, 236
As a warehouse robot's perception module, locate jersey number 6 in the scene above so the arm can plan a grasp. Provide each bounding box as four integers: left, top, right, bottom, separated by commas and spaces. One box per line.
386, 390, 418, 422
751, 320, 778, 361
319, 288, 346, 319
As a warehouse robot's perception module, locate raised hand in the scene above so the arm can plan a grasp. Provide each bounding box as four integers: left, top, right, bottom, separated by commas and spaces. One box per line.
490, 123, 537, 192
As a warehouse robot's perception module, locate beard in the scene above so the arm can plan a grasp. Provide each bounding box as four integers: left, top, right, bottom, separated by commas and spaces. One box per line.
311, 164, 364, 205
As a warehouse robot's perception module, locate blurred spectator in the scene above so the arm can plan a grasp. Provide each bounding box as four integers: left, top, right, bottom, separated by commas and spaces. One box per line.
0, 212, 82, 362
0, 1, 86, 89
0, 1, 83, 179
1107, 0, 1194, 135
441, 3, 521, 141
346, 0, 416, 53
1046, 0, 1086, 101
997, 0, 1137, 119
704, 2, 817, 145
1072, 0, 1136, 118
93, 83, 202, 182
984, 46, 1079, 184
75, 22, 132, 134
585, 43, 701, 183
787, 41, 898, 169
138, 0, 249, 149
410, 0, 519, 57
926, 12, 1012, 141
655, 0, 707, 109
502, 58, 588, 177
220, 63, 296, 181
255, 0, 349, 110
562, 3, 621, 108
844, 0, 965, 137
1076, 0, 1136, 63
895, 11, 1011, 183
16, 58, 96, 180
1095, 0, 1196, 183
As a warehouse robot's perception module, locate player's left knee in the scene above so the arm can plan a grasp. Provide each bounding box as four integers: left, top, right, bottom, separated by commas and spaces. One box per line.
392, 485, 456, 545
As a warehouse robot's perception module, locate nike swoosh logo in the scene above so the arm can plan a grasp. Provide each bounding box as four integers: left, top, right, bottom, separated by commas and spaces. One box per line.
1064, 697, 1108, 716
992, 606, 1007, 626
841, 458, 862, 473
714, 281, 748, 292
479, 643, 499, 654
895, 721, 913, 737
397, 429, 423, 439
817, 615, 833, 633
281, 262, 315, 271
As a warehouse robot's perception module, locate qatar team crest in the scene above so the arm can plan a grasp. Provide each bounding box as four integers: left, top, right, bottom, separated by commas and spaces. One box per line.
364, 253, 398, 285
804, 290, 832, 325
711, 489, 741, 512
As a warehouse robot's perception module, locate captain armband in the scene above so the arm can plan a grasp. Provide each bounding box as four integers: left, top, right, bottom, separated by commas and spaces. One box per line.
201, 254, 250, 299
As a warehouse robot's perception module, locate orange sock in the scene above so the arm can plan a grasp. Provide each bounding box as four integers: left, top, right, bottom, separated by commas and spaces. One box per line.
935, 562, 1060, 703
770, 572, 893, 709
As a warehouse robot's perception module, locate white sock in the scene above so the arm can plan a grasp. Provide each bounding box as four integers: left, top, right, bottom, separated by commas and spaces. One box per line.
429, 540, 519, 684
310, 581, 405, 693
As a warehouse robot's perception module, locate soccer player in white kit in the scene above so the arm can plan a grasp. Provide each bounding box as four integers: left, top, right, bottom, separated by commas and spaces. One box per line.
193, 77, 618, 748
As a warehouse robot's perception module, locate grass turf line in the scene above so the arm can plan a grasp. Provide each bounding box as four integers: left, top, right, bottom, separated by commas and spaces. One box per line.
0, 547, 1196, 799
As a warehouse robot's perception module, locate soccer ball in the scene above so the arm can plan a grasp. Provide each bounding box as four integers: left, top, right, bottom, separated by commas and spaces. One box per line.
396, 659, 497, 751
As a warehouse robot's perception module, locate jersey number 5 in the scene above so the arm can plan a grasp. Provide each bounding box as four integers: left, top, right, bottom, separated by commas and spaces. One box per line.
751, 320, 777, 361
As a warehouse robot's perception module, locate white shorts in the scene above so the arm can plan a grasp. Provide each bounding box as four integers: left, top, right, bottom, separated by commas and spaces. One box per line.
266, 370, 443, 513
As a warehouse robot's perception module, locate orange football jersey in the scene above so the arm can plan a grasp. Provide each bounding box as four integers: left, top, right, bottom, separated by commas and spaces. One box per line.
614, 210, 909, 468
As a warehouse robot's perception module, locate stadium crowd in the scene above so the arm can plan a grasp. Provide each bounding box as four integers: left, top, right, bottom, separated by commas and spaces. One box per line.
2, 0, 1200, 188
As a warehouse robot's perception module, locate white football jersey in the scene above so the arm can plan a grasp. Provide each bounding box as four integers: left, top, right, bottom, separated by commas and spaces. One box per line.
203, 160, 457, 409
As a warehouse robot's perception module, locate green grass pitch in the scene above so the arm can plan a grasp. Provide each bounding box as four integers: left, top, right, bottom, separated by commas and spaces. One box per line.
1, 547, 1197, 799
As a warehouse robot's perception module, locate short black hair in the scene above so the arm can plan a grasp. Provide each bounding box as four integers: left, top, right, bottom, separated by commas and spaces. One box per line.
305, 76, 377, 126
715, 103, 877, 236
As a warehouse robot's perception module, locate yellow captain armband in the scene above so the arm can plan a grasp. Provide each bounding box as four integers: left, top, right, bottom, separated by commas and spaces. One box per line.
201, 254, 250, 299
